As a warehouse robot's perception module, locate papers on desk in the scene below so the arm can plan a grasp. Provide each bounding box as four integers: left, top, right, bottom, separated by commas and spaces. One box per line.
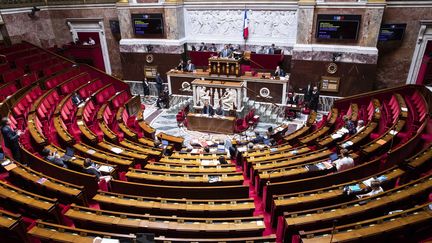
341, 141, 354, 148
191, 149, 200, 154
238, 147, 247, 153
100, 238, 120, 243
86, 149, 96, 155
331, 133, 343, 140
110, 147, 123, 154
401, 107, 408, 112
201, 160, 218, 166
77, 103, 85, 108
217, 144, 225, 152
317, 161, 334, 170
389, 130, 398, 136
362, 175, 387, 187
208, 176, 221, 183
270, 148, 278, 152
290, 150, 298, 155
99, 165, 114, 173
2, 160, 17, 171
77, 120, 84, 126
37, 177, 47, 184
376, 139, 387, 145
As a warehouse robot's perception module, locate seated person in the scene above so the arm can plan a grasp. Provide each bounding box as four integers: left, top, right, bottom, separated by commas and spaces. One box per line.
202, 100, 214, 116
267, 43, 276, 54
177, 59, 185, 71
185, 59, 195, 72
203, 146, 210, 153
251, 131, 265, 144
229, 143, 238, 160
274, 66, 285, 77
332, 149, 354, 172
198, 42, 207, 51
41, 148, 68, 168
71, 91, 83, 106
156, 87, 170, 109
357, 179, 383, 199
219, 156, 228, 165
208, 43, 217, 52
356, 120, 365, 133
256, 46, 265, 54
82, 158, 101, 179
266, 126, 274, 138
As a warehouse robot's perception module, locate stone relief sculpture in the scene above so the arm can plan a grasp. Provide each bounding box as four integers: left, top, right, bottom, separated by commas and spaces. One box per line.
197, 86, 210, 106
213, 89, 220, 109
186, 9, 297, 41
221, 88, 237, 110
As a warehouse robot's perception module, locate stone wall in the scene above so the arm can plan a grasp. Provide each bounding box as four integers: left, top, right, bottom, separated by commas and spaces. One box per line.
49, 6, 122, 77
376, 6, 432, 88
2, 9, 56, 48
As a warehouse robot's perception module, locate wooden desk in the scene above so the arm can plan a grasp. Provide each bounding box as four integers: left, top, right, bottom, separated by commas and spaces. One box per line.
300, 203, 432, 243
110, 179, 250, 199
94, 191, 255, 218
65, 204, 265, 238
280, 175, 432, 242
8, 161, 87, 206
28, 220, 136, 243
157, 132, 184, 151
0, 209, 29, 243
187, 113, 236, 134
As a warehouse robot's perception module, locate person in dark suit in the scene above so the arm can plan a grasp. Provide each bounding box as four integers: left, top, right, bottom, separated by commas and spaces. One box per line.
208, 43, 217, 52
82, 158, 101, 179
218, 156, 228, 165
274, 66, 285, 77
71, 92, 83, 106
177, 60, 186, 71
220, 45, 232, 58
142, 78, 150, 97
309, 86, 320, 111
251, 131, 265, 144
185, 60, 195, 72
40, 148, 67, 168
1, 117, 22, 162
156, 87, 170, 109
202, 100, 214, 116
303, 84, 313, 105
155, 72, 164, 96
198, 42, 207, 51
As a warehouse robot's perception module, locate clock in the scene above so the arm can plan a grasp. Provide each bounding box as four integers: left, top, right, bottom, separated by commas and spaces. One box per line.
146, 54, 154, 64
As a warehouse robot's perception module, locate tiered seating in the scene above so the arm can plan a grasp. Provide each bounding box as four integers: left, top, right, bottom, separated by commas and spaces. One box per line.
1, 42, 431, 242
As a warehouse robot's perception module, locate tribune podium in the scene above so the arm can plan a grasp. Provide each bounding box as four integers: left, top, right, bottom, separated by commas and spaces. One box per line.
208, 57, 241, 77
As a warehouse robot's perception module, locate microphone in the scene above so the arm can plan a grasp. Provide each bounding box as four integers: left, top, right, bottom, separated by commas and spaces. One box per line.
329, 219, 338, 243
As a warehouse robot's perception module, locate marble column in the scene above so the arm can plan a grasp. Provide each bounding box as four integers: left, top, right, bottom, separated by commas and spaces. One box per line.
360, 7, 385, 47
117, 8, 133, 39
164, 5, 185, 40
296, 0, 316, 45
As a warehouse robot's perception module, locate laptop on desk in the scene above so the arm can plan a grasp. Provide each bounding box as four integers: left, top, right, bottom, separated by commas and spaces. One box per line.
329, 153, 339, 162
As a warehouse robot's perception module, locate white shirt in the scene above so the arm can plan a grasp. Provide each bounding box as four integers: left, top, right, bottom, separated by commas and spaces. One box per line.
334, 156, 354, 171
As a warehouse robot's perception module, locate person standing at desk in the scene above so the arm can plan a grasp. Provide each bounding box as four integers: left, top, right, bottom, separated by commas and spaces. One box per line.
155, 72, 164, 96
274, 66, 285, 77
220, 45, 232, 58
1, 117, 23, 162
185, 60, 195, 72
202, 100, 214, 116
142, 78, 150, 98
309, 86, 320, 112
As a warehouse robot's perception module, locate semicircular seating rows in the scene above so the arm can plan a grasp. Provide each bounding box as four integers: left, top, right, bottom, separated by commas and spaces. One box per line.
0, 42, 431, 243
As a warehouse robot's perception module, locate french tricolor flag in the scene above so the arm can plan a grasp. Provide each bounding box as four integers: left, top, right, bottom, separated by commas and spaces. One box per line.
243, 9, 249, 40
